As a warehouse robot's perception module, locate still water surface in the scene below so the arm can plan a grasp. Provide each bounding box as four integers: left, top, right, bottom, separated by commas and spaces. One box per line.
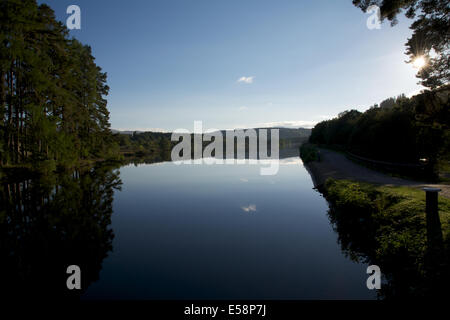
80, 157, 375, 299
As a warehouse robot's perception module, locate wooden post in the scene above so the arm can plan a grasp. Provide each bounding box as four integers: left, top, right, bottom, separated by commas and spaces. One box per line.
423, 187, 445, 294
423, 187, 443, 250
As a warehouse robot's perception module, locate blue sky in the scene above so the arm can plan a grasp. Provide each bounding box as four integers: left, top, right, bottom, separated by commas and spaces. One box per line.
41, 0, 424, 131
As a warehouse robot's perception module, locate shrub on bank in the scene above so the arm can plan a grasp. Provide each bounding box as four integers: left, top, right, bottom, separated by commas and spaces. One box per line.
300, 144, 320, 163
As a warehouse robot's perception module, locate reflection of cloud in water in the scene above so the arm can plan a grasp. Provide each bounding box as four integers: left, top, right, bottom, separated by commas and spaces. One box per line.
240, 178, 249, 182
241, 204, 257, 212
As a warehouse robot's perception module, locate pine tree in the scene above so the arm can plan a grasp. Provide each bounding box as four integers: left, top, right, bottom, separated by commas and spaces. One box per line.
0, 0, 118, 168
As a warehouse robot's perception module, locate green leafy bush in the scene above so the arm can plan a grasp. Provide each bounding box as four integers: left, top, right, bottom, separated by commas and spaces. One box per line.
300, 144, 319, 163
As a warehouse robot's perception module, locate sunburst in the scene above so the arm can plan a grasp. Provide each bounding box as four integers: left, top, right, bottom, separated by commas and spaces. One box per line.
412, 56, 427, 69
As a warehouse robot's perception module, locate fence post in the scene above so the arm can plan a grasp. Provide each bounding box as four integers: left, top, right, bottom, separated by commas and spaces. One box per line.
423, 187, 443, 250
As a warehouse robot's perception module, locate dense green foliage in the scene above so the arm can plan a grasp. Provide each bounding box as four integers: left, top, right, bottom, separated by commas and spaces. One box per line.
352, 0, 449, 89
0, 0, 119, 169
116, 131, 173, 160
309, 87, 450, 177
324, 178, 450, 298
299, 143, 319, 163
114, 128, 309, 162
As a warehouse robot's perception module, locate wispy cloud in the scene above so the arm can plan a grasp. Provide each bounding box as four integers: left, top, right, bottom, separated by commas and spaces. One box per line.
241, 204, 257, 212
238, 106, 249, 111
116, 117, 332, 133
235, 120, 317, 129
114, 128, 169, 133
237, 76, 254, 84
261, 120, 317, 128
239, 178, 249, 182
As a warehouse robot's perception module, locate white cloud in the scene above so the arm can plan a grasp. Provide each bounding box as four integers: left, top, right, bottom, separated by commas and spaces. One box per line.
241, 204, 257, 212
238, 106, 249, 111
239, 178, 249, 182
237, 76, 254, 84
116, 117, 332, 134
247, 120, 318, 129
114, 128, 169, 133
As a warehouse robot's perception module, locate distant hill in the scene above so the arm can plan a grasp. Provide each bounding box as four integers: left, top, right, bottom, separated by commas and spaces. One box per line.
114, 127, 311, 160
113, 127, 311, 140
267, 127, 311, 140
111, 129, 166, 135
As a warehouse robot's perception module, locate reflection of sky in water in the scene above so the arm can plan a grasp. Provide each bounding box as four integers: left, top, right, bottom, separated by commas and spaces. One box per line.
84, 157, 376, 300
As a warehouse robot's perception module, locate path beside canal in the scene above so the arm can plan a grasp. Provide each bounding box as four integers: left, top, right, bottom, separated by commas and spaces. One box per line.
304, 148, 450, 199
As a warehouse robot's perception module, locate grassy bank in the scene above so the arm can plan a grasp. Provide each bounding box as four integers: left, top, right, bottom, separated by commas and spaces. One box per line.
322, 178, 450, 298
324, 179, 450, 237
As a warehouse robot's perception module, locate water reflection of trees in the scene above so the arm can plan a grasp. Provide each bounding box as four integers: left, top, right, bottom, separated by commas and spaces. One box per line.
0, 164, 122, 299
327, 198, 450, 299
123, 144, 302, 167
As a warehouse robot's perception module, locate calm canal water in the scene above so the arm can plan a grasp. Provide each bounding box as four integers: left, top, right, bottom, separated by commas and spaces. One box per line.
81, 157, 375, 299
0, 151, 377, 299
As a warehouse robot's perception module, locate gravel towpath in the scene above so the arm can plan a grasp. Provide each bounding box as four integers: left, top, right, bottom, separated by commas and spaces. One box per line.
304, 148, 450, 199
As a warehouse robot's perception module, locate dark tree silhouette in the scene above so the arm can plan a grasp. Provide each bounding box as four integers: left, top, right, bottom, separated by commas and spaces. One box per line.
352, 0, 449, 88
0, 164, 122, 299
309, 87, 449, 180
